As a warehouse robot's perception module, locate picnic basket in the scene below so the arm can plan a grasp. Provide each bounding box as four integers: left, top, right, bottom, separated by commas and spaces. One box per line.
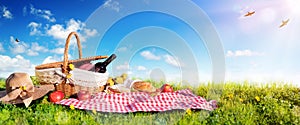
35, 32, 109, 96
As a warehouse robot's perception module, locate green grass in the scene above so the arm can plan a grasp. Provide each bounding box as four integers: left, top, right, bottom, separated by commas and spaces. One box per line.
0, 79, 299, 125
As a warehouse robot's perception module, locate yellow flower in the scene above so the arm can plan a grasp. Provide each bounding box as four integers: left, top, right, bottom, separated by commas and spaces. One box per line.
70, 104, 75, 110
66, 74, 72, 79
92, 109, 97, 114
69, 64, 75, 70
255, 96, 260, 102
227, 93, 234, 99
107, 77, 114, 86
20, 86, 26, 91
239, 98, 243, 102
186, 108, 192, 116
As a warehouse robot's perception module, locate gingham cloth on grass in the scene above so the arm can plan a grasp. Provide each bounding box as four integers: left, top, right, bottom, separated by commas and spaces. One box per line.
56, 89, 217, 113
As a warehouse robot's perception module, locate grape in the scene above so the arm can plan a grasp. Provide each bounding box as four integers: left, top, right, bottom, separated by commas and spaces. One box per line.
114, 76, 124, 84
121, 73, 128, 80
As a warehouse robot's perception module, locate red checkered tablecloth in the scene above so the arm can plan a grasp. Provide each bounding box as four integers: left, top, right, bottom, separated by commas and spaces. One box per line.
56, 89, 217, 113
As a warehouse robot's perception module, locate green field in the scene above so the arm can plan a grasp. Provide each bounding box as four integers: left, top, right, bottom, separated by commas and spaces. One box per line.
0, 79, 299, 125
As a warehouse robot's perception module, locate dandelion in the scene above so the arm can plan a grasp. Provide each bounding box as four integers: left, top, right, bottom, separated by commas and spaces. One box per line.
186, 108, 192, 116
228, 93, 234, 99
255, 96, 260, 102
69, 64, 75, 70
239, 98, 243, 102
70, 104, 75, 110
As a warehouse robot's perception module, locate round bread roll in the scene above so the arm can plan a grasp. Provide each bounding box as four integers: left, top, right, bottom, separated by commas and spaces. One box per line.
132, 81, 156, 92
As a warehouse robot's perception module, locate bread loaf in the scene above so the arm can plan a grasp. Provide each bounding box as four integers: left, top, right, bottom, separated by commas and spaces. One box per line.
131, 81, 156, 92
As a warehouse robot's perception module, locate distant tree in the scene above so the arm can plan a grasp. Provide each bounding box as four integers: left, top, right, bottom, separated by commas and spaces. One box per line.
0, 78, 6, 89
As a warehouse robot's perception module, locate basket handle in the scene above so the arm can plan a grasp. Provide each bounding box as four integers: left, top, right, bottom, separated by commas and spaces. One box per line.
62, 32, 82, 74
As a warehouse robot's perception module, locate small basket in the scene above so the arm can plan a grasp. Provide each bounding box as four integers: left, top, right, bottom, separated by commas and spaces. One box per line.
35, 32, 109, 96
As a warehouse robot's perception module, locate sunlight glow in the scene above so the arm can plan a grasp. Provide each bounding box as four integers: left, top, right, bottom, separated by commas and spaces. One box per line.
286, 0, 300, 15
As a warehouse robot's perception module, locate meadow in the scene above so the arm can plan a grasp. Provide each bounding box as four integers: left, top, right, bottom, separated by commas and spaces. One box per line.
0, 78, 299, 125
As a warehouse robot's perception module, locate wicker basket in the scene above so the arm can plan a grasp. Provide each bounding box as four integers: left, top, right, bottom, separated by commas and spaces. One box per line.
35, 32, 109, 96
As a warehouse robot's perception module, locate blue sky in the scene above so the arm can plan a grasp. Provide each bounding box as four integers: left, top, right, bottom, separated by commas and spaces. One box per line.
0, 0, 299, 85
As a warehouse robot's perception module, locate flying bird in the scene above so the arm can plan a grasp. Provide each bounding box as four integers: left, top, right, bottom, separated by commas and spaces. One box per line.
15, 38, 20, 42
279, 19, 289, 28
244, 11, 255, 17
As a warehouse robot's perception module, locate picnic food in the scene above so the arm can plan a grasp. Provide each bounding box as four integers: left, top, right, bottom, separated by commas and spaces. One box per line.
99, 85, 105, 92
120, 73, 128, 80
132, 81, 156, 92
110, 73, 129, 85
77, 90, 91, 101
49, 91, 64, 103
161, 84, 173, 92
106, 86, 121, 94
114, 76, 124, 84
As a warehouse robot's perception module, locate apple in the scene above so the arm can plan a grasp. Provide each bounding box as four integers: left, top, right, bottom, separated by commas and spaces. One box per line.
161, 84, 173, 92
77, 90, 91, 101
49, 91, 64, 103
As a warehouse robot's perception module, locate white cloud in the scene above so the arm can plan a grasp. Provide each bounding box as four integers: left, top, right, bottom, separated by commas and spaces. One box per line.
31, 42, 48, 52
45, 18, 97, 45
50, 47, 65, 54
140, 50, 161, 60
27, 50, 39, 56
46, 20, 82, 40
9, 36, 29, 54
26, 19, 97, 46
42, 54, 73, 64
0, 42, 5, 52
84, 28, 98, 37
9, 36, 49, 56
163, 55, 180, 67
28, 5, 56, 22
26, 42, 49, 56
116, 62, 130, 70
137, 66, 147, 71
42, 56, 60, 64
28, 22, 42, 35
226, 50, 265, 57
0, 55, 35, 78
9, 35, 68, 56
103, 0, 121, 12
1, 6, 13, 19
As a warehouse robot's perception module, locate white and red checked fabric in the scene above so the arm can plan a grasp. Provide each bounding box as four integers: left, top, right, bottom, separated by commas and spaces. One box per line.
56, 89, 217, 113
